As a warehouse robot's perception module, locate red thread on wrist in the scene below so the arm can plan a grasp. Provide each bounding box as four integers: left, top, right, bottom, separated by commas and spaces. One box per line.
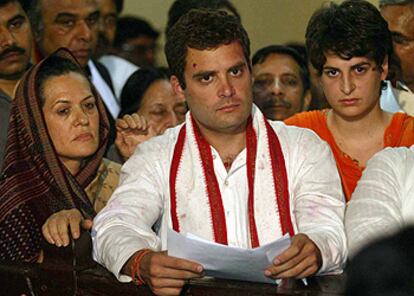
131, 249, 152, 285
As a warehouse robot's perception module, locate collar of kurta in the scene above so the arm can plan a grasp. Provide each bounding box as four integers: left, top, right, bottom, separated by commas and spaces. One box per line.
170, 107, 294, 248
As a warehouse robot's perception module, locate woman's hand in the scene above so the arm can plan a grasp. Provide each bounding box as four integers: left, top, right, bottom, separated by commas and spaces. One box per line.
115, 113, 157, 161
42, 209, 93, 247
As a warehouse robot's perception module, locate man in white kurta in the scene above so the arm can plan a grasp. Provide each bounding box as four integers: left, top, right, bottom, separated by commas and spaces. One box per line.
92, 9, 346, 296
346, 145, 414, 257
93, 106, 347, 276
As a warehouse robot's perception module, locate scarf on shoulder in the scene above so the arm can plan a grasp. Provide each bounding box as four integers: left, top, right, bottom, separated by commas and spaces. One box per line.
0, 48, 109, 261
170, 109, 294, 248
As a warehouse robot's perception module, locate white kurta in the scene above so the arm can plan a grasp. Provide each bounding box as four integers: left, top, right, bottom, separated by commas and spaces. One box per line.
346, 145, 414, 257
92, 114, 347, 282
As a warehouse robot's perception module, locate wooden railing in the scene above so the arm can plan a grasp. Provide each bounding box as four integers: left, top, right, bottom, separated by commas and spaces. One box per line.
0, 232, 346, 295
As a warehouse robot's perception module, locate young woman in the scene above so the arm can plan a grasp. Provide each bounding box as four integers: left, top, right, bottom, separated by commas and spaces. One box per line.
285, 1, 414, 201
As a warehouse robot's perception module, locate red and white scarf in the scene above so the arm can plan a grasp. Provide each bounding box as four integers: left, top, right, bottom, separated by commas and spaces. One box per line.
170, 109, 294, 248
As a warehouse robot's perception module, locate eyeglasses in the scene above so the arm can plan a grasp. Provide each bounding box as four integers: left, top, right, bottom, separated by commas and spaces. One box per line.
121, 44, 158, 55
102, 15, 117, 29
253, 75, 300, 92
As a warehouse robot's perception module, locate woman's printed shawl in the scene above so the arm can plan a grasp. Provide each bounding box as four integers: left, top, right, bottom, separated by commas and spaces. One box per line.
0, 48, 109, 261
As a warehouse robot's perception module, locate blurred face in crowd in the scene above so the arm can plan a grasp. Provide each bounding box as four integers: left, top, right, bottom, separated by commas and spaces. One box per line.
37, 0, 99, 67
137, 79, 187, 135
121, 35, 158, 67
320, 53, 388, 120
171, 41, 252, 137
42, 72, 100, 174
253, 53, 311, 121
381, 3, 414, 91
0, 1, 32, 81
308, 62, 329, 109
95, 0, 117, 57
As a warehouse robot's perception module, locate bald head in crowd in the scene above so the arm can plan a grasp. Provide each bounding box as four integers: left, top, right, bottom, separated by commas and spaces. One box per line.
29, 0, 100, 67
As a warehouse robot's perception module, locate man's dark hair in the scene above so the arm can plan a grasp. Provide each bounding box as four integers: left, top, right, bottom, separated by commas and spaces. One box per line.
27, 0, 43, 38
306, 0, 393, 76
113, 16, 159, 49
165, 9, 250, 89
379, 0, 414, 7
285, 42, 308, 63
166, 0, 240, 35
114, 0, 123, 14
346, 227, 414, 296
0, 0, 30, 11
119, 67, 170, 117
252, 45, 310, 91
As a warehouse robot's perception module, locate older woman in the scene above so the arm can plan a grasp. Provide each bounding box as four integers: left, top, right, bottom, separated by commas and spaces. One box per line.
0, 49, 142, 261
111, 67, 188, 162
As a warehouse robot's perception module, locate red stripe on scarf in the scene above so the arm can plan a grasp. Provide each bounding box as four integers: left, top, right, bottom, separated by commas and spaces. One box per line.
169, 126, 186, 232
245, 118, 260, 248
170, 115, 293, 246
265, 119, 294, 236
191, 117, 228, 245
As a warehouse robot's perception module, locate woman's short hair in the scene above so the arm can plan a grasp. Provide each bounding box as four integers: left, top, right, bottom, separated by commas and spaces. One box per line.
306, 0, 393, 75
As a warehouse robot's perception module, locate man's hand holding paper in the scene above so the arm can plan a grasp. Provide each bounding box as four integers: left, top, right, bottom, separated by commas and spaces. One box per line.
264, 234, 322, 279
167, 229, 292, 284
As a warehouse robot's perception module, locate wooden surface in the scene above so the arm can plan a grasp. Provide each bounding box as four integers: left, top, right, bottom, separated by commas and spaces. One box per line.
0, 232, 346, 295
0, 260, 345, 295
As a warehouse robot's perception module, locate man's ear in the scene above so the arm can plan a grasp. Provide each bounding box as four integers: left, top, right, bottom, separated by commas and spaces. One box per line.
303, 89, 312, 111
380, 55, 389, 81
170, 75, 186, 100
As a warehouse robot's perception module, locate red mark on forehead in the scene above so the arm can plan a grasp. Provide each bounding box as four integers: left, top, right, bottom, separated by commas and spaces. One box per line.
193, 63, 197, 68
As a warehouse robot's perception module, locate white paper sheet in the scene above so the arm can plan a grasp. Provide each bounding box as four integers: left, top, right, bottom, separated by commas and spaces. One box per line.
167, 228, 291, 284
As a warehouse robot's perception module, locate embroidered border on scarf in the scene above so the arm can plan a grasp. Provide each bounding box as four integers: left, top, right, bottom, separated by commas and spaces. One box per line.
264, 119, 294, 236
170, 114, 294, 246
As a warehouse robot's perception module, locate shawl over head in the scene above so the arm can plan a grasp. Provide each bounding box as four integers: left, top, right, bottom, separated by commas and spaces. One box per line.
0, 48, 109, 261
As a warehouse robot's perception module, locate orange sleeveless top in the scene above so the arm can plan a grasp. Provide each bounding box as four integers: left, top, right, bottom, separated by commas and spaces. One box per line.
285, 110, 414, 201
